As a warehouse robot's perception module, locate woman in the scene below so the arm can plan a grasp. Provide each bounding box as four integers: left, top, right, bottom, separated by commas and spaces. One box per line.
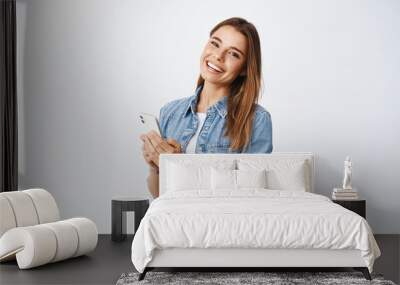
140, 17, 273, 198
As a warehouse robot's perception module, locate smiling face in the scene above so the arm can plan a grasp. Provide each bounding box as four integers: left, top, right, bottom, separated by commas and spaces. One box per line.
200, 25, 248, 87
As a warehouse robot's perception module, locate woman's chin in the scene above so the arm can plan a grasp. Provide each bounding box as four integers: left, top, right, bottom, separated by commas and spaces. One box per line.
201, 72, 225, 85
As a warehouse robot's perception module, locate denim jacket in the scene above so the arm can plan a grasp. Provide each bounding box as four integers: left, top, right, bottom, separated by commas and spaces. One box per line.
159, 85, 273, 153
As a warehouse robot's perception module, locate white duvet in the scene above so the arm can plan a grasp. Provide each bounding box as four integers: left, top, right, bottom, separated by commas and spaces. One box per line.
131, 189, 381, 273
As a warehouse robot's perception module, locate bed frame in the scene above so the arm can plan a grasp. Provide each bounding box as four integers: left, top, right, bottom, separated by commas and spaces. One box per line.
138, 153, 372, 281
140, 248, 371, 280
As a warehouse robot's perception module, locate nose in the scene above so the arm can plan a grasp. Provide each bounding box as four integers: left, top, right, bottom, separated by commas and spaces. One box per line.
213, 49, 225, 62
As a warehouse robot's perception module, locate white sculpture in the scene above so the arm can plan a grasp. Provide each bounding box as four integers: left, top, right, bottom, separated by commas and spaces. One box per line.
342, 156, 353, 190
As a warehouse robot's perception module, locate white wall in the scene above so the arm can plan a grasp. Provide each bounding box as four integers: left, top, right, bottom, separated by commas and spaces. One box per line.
17, 0, 400, 233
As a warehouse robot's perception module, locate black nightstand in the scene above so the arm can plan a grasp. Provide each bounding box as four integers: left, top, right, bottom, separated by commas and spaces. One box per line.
332, 199, 366, 219
111, 197, 149, 242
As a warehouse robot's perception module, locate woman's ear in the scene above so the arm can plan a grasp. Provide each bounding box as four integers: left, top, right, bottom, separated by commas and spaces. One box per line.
239, 67, 247, 76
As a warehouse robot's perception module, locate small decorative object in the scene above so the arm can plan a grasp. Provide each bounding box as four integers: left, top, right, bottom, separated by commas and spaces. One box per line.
332, 156, 359, 200
342, 156, 352, 190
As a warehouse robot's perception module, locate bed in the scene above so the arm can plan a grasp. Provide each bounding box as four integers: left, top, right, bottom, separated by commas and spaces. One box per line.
131, 153, 381, 281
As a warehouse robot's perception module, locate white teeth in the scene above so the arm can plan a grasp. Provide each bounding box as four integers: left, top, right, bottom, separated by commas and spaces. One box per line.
207, 61, 223, 72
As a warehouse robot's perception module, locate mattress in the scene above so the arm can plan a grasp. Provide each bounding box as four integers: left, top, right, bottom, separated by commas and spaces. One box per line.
131, 189, 381, 273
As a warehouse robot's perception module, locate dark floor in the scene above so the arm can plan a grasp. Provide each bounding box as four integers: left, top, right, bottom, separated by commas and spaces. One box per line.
0, 235, 134, 285
0, 234, 399, 285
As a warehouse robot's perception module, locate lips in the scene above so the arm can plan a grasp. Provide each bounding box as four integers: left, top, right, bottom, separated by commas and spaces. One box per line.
206, 60, 224, 73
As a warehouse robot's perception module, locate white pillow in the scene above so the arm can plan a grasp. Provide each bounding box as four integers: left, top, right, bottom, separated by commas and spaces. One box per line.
211, 168, 268, 190
211, 168, 236, 190
237, 169, 267, 188
166, 160, 235, 192
237, 158, 309, 191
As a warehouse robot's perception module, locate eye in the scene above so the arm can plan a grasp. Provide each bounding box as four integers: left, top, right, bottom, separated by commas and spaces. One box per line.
210, 40, 219, 47
229, 51, 240, 59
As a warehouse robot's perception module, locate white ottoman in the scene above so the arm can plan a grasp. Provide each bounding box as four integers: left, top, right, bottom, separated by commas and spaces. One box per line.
0, 189, 98, 269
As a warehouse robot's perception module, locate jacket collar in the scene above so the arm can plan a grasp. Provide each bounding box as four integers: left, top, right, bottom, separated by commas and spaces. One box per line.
182, 84, 228, 119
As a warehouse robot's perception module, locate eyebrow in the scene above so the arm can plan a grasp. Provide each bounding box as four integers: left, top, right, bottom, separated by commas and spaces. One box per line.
211, 36, 245, 56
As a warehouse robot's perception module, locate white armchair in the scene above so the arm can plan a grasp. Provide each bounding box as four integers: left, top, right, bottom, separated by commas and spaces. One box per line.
0, 188, 98, 269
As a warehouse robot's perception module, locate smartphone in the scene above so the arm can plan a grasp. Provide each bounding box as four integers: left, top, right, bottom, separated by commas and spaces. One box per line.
139, 112, 161, 136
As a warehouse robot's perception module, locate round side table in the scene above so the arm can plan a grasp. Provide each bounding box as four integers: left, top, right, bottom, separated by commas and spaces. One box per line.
111, 197, 149, 242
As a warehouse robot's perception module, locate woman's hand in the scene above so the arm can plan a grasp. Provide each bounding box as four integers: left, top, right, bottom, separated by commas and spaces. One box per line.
140, 130, 182, 170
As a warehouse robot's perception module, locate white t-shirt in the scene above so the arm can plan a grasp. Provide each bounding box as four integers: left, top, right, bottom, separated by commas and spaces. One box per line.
185, 112, 207, 153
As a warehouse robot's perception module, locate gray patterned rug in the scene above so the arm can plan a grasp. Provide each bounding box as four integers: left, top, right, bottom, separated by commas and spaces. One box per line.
116, 271, 396, 285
